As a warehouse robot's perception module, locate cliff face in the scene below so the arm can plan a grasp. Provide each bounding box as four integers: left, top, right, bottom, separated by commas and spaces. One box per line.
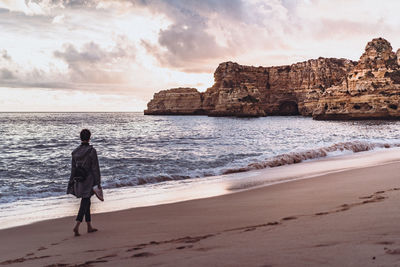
205, 58, 355, 117
145, 38, 400, 119
313, 38, 400, 119
145, 59, 355, 117
144, 88, 205, 115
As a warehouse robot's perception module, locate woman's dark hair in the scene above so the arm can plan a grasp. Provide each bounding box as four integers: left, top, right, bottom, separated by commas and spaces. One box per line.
80, 129, 91, 141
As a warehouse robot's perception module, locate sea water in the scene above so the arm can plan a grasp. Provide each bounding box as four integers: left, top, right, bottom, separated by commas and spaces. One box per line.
1, 112, 400, 228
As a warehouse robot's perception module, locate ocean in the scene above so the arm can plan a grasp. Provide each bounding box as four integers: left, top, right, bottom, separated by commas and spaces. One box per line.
1, 112, 400, 228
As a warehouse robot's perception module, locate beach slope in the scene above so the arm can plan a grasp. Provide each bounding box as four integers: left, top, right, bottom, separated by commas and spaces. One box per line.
2, 157, 400, 266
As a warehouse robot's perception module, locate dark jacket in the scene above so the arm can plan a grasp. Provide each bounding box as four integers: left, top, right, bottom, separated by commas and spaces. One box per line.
67, 143, 101, 198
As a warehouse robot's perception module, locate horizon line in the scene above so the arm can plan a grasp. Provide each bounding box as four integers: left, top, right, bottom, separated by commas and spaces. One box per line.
0, 111, 145, 113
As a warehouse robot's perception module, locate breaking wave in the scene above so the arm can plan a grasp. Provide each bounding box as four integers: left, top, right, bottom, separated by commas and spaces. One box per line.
103, 175, 191, 188
103, 141, 399, 188
222, 141, 399, 175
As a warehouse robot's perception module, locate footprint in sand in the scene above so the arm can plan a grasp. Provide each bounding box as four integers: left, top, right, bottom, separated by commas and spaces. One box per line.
84, 249, 106, 253
337, 204, 351, 212
82, 259, 108, 265
359, 195, 373, 199
126, 247, 144, 252
362, 196, 386, 204
176, 245, 193, 250
1, 255, 51, 265
132, 252, 154, 258
314, 243, 335, 248
315, 212, 329, 216
96, 254, 118, 260
376, 241, 395, 245
281, 216, 297, 221
194, 247, 214, 252
175, 235, 215, 244
385, 248, 400, 255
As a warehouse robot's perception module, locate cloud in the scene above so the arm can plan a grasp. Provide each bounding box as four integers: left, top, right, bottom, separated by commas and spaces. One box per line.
53, 37, 136, 84
0, 68, 14, 79
313, 18, 393, 41
0, 0, 45, 14
133, 0, 400, 71
1, 50, 11, 61
0, 7, 54, 33
54, 42, 106, 64
0, 37, 136, 91
134, 0, 305, 72
0, 44, 71, 89
141, 27, 228, 73
130, 0, 247, 72
47, 0, 98, 8
52, 14, 65, 23
0, 64, 74, 89
0, 0, 303, 72
0, 0, 99, 14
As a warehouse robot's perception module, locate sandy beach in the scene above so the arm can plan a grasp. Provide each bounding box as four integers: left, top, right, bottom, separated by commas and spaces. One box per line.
5, 1, 400, 267
2, 152, 400, 266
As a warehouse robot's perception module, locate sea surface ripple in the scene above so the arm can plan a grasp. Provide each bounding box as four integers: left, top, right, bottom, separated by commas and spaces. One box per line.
1, 112, 400, 204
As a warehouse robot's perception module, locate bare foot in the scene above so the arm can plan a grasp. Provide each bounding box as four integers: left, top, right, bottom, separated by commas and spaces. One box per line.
73, 228, 80, 237
88, 228, 98, 233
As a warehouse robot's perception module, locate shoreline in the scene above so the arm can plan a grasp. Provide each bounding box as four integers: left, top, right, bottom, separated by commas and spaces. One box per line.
2, 150, 400, 265
2, 147, 400, 230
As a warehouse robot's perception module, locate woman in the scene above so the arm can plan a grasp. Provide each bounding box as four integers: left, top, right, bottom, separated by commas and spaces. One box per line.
67, 129, 101, 236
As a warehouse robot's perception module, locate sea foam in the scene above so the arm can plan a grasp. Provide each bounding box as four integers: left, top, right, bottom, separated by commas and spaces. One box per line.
222, 141, 397, 175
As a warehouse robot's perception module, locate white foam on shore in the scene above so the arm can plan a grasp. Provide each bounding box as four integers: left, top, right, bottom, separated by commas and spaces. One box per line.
226, 147, 400, 191
2, 146, 400, 230
222, 141, 397, 175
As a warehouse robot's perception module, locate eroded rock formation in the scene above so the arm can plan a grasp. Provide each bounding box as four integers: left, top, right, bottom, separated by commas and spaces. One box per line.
145, 37, 400, 119
204, 58, 355, 117
144, 88, 205, 115
313, 38, 400, 119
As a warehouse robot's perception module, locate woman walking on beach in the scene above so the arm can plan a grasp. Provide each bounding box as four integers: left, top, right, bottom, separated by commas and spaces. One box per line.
67, 129, 102, 236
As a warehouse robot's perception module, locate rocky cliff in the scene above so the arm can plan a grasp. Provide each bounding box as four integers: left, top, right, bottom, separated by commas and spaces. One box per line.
145, 37, 400, 119
144, 88, 205, 115
204, 58, 355, 117
313, 38, 400, 119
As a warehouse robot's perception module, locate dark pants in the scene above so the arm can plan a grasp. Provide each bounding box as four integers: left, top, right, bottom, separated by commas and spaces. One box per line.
76, 198, 91, 222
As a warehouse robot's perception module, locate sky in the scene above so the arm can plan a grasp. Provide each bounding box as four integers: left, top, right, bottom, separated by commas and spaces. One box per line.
1, 0, 400, 112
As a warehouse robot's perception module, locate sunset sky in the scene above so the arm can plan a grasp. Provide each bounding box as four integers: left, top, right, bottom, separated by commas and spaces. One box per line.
1, 0, 400, 111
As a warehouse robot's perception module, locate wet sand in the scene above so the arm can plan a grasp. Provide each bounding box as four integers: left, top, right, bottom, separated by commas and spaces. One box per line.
2, 154, 400, 266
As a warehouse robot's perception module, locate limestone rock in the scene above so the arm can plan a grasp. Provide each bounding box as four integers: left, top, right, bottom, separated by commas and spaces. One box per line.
145, 37, 400, 120
145, 59, 354, 117
313, 38, 400, 120
144, 88, 205, 115
205, 58, 355, 117
204, 62, 269, 117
